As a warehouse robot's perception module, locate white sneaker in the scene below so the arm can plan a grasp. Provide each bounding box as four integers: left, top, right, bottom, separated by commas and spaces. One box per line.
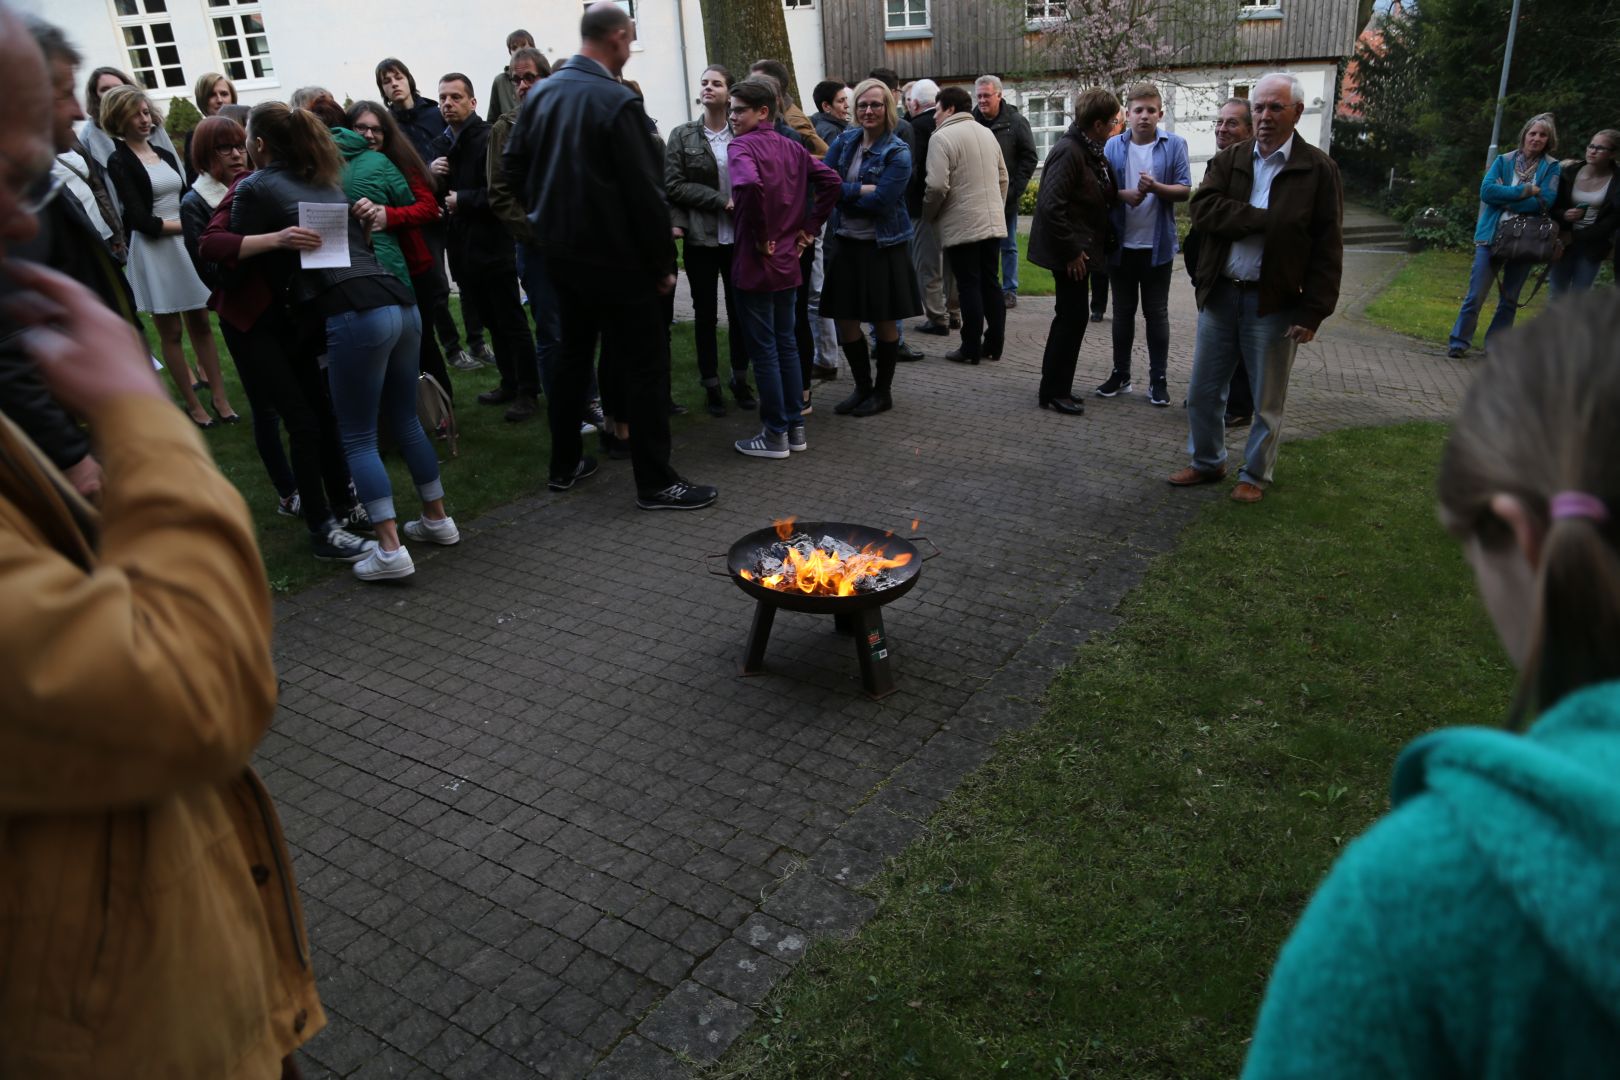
403, 515, 460, 546
353, 544, 415, 581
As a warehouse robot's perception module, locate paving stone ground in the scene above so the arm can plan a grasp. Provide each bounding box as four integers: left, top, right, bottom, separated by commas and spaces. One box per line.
266, 243, 1467, 1079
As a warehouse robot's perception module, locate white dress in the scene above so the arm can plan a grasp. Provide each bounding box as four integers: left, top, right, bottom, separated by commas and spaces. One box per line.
126, 158, 210, 315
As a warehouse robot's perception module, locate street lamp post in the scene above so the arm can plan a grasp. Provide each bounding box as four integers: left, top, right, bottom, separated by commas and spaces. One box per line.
1485, 0, 1524, 166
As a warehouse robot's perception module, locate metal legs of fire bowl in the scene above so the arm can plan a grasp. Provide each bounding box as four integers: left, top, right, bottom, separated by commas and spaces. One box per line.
740, 600, 898, 699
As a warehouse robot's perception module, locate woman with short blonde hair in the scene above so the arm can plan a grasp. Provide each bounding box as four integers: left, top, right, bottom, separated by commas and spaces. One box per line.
102, 85, 239, 428
193, 71, 237, 116
847, 78, 898, 137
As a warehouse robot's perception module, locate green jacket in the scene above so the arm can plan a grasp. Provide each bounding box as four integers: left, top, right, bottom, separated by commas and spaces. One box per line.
331, 127, 413, 286
1244, 679, 1620, 1078
665, 120, 730, 249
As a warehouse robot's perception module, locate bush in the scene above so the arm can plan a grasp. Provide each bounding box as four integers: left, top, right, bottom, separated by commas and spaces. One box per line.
1405, 191, 1478, 251
1019, 178, 1038, 215
164, 97, 203, 139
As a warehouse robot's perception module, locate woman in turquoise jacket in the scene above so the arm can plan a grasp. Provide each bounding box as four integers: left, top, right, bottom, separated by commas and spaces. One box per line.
1447, 113, 1561, 358
1245, 290, 1620, 1078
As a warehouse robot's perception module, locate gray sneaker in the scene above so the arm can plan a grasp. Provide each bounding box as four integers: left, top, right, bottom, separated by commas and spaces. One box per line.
735, 428, 789, 459
402, 515, 460, 546
448, 348, 483, 372
471, 343, 497, 365
788, 424, 807, 452
353, 544, 415, 581
311, 526, 376, 563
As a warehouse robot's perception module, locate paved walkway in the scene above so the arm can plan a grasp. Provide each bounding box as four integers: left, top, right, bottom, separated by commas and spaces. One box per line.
268, 243, 1465, 1079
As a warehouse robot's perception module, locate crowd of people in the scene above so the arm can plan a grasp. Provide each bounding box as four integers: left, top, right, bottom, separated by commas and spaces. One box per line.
8, 4, 1620, 1077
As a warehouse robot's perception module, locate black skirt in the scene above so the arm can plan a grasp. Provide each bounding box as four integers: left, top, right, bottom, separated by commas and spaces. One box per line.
820, 235, 923, 323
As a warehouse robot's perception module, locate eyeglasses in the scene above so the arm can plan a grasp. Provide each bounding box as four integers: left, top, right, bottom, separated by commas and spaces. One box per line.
854, 102, 886, 112
214, 143, 246, 155
354, 123, 383, 135
510, 71, 541, 86
1, 148, 60, 215
1590, 143, 1616, 153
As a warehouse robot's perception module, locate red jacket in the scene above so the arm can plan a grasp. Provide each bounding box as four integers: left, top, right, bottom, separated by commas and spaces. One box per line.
384, 169, 442, 278
196, 175, 273, 333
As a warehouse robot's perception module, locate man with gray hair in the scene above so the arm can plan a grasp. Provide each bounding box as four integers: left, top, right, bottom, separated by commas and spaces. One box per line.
907, 78, 952, 334
1172, 72, 1343, 503
972, 74, 1038, 308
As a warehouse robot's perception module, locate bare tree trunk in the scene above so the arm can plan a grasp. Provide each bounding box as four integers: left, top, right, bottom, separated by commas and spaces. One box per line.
700, 0, 798, 100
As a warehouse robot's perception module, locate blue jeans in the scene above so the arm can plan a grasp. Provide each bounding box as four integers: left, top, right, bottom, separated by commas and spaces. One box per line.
323, 304, 443, 524
1548, 248, 1603, 298
735, 287, 803, 434
1449, 244, 1533, 351
1186, 281, 1298, 487
1001, 203, 1020, 294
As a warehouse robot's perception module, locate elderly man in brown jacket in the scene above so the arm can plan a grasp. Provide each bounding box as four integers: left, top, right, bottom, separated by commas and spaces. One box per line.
1171, 72, 1342, 503
0, 18, 322, 1073
924, 85, 1009, 365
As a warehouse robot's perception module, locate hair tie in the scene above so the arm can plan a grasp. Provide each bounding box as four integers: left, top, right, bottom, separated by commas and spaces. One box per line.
1549, 491, 1610, 523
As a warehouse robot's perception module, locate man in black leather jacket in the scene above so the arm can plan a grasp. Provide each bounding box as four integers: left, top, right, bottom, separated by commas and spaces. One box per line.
0, 16, 136, 499
503, 2, 716, 511
429, 74, 538, 421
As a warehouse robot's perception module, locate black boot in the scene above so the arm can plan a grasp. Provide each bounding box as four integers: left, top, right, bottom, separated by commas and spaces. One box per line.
853, 339, 897, 416
704, 382, 726, 417
834, 338, 873, 414
729, 375, 757, 409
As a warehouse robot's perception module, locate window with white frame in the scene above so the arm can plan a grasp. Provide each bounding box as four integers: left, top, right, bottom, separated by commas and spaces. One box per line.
1239, 0, 1283, 19
207, 0, 274, 83
1026, 0, 1066, 21
1023, 93, 1069, 159
886, 0, 929, 32
112, 0, 185, 91
784, 0, 813, 9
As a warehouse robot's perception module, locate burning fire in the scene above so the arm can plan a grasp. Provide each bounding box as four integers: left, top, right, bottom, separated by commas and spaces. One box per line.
739, 518, 913, 597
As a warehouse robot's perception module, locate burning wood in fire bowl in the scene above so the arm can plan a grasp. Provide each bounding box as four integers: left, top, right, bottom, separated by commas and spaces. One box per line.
709, 519, 939, 698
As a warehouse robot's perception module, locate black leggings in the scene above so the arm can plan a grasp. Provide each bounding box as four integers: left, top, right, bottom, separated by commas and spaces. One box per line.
683, 242, 748, 385
220, 317, 353, 534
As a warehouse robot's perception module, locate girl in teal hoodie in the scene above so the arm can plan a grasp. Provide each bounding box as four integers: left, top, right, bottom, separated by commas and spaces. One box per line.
1244, 291, 1620, 1079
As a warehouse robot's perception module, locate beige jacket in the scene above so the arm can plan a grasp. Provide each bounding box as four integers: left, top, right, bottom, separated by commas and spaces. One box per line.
922, 111, 1009, 248
0, 397, 323, 1078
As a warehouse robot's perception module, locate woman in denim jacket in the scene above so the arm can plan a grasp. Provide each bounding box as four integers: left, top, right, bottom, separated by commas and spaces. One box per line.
1447, 113, 1562, 358
820, 79, 922, 417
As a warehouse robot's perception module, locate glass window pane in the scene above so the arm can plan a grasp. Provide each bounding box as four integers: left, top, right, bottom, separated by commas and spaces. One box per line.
163, 66, 185, 87
214, 17, 236, 36
138, 70, 158, 88
243, 13, 265, 33
151, 23, 173, 42
209, 0, 230, 5
252, 57, 274, 78
247, 36, 270, 56
222, 39, 242, 58
157, 45, 179, 65
123, 26, 146, 45
226, 60, 246, 79
146, 0, 166, 11
115, 0, 139, 15
130, 47, 151, 67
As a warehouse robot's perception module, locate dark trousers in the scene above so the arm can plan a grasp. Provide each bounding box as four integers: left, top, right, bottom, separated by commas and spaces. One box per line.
945, 237, 1005, 360
462, 261, 537, 398
683, 242, 747, 385
220, 328, 296, 498
409, 269, 453, 401
221, 317, 352, 535
1090, 263, 1109, 315
549, 263, 680, 495
1110, 248, 1172, 381
1038, 271, 1092, 401
422, 224, 471, 354
794, 243, 815, 387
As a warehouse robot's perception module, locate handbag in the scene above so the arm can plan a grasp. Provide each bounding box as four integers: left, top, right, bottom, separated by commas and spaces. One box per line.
1489, 211, 1561, 264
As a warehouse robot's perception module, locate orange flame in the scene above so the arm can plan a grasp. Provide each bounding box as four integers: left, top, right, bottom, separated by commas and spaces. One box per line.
773, 516, 796, 541
911, 518, 920, 531
776, 542, 912, 597
739, 569, 754, 581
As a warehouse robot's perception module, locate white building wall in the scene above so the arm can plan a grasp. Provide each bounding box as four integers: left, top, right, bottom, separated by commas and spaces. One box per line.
22, 0, 827, 142
1005, 61, 1338, 172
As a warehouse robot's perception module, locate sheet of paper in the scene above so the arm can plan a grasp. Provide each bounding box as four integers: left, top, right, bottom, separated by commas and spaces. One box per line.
298, 201, 351, 269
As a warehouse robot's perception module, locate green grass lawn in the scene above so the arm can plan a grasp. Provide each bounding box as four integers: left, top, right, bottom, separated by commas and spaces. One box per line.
1014, 233, 1055, 297
711, 422, 1515, 1079
148, 298, 709, 594
1361, 248, 1561, 347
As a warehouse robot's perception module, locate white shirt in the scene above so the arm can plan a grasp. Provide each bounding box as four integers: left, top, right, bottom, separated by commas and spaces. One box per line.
1122, 139, 1157, 249
703, 122, 735, 245
1223, 133, 1295, 282
52, 152, 114, 242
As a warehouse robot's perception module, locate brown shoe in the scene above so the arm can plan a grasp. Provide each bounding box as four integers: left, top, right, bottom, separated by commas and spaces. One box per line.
1230, 482, 1264, 503
1167, 465, 1227, 487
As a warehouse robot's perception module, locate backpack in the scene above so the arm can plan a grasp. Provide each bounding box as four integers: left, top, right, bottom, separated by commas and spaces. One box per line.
417, 373, 458, 457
